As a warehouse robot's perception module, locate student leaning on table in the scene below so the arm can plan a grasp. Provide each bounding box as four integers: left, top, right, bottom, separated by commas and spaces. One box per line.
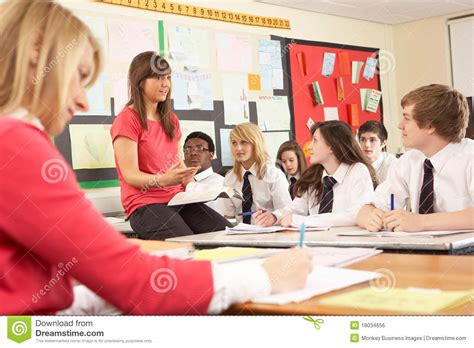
0, 0, 312, 315
357, 84, 474, 232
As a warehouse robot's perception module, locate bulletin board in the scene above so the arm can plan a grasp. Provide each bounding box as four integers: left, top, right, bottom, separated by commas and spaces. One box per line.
54, 10, 294, 188
274, 36, 383, 151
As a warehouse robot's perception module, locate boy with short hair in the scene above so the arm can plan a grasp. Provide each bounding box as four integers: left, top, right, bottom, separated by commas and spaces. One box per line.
357, 84, 473, 232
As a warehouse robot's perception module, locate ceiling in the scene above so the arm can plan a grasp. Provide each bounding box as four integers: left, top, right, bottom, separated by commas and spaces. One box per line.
255, 0, 474, 24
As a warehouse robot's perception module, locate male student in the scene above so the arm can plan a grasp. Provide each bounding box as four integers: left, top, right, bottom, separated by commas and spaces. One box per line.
357, 84, 474, 232
184, 132, 225, 215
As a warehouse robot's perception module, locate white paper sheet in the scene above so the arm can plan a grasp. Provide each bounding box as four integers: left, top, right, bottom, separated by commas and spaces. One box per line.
256, 96, 291, 131
221, 74, 249, 125
254, 266, 380, 304
215, 32, 252, 72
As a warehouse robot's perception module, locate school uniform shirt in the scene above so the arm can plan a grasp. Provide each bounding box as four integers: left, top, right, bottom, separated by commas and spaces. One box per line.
194, 167, 225, 215
372, 152, 397, 183
222, 163, 292, 224
0, 114, 271, 315
273, 162, 375, 227
372, 139, 474, 213
287, 173, 300, 199
110, 107, 184, 217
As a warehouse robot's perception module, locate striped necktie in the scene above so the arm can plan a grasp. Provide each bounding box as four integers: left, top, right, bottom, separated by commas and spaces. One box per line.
318, 176, 337, 214
418, 159, 434, 214
289, 177, 297, 200
242, 171, 253, 223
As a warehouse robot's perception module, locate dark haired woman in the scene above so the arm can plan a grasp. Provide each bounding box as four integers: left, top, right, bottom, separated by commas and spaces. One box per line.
255, 120, 377, 228
276, 140, 307, 200
111, 52, 231, 240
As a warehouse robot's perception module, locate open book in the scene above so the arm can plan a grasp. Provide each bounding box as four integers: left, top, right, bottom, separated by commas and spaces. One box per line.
225, 223, 330, 235
168, 184, 242, 206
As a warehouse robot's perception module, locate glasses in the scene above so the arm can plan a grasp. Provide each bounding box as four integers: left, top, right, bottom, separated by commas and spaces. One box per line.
183, 146, 210, 154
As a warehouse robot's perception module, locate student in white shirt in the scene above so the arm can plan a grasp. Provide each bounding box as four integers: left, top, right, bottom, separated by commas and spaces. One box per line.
276, 140, 307, 200
255, 121, 377, 228
358, 120, 397, 183
183, 131, 225, 215
222, 123, 292, 224
357, 84, 474, 232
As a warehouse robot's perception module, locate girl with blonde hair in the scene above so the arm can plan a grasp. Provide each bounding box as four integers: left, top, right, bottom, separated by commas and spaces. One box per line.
0, 0, 311, 315
222, 123, 292, 224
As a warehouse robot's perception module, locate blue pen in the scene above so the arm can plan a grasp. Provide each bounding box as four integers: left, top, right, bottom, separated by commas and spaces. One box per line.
238, 209, 267, 216
390, 193, 394, 210
299, 222, 306, 248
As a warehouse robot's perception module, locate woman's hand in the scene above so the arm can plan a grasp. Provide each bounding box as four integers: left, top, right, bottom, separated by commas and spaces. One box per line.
158, 162, 199, 187
254, 209, 277, 227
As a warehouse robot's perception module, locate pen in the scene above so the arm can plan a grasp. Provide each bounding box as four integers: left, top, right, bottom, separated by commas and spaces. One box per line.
390, 193, 394, 210
299, 222, 306, 248
238, 210, 266, 216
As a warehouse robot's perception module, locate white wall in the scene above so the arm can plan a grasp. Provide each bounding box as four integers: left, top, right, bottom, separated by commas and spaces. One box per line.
393, 9, 474, 151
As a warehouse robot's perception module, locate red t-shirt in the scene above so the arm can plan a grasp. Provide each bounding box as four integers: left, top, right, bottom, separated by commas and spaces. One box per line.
111, 108, 184, 216
0, 117, 213, 315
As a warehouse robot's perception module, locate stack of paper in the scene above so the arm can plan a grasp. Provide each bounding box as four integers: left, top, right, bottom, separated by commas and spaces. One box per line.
225, 223, 330, 235
337, 230, 474, 238
254, 266, 380, 304
194, 247, 280, 263
360, 88, 382, 113
306, 247, 382, 267
320, 287, 474, 313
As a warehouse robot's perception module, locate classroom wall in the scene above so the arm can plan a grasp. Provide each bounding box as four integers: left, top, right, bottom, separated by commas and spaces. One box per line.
57, 0, 402, 213
393, 9, 473, 151
59, 0, 399, 151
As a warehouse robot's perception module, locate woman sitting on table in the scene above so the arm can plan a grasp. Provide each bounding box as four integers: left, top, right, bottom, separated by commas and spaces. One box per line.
111, 51, 232, 241
0, 0, 312, 315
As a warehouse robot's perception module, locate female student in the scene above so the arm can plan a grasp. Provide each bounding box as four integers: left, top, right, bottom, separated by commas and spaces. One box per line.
222, 123, 292, 224
358, 120, 397, 183
255, 121, 377, 228
0, 0, 311, 315
276, 140, 307, 199
111, 51, 232, 241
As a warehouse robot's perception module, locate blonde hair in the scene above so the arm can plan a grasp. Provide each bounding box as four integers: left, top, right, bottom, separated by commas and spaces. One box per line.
230, 123, 270, 181
0, 0, 102, 133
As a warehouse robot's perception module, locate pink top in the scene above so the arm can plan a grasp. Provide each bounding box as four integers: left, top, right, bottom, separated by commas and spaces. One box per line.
111, 107, 184, 216
0, 117, 213, 315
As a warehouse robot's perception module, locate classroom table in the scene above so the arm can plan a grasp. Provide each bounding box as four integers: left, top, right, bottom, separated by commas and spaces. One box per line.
166, 226, 474, 255
224, 253, 474, 315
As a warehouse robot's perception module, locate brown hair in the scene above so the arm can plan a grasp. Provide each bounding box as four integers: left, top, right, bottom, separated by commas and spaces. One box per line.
126, 51, 175, 140
276, 140, 307, 175
401, 84, 469, 143
358, 120, 389, 152
294, 121, 378, 203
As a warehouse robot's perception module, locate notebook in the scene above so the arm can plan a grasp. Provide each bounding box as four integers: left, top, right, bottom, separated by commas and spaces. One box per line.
338, 229, 474, 238
128, 238, 193, 259
168, 186, 242, 206
225, 223, 330, 235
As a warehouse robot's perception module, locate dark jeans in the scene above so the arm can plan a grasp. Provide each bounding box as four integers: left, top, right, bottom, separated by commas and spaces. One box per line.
129, 203, 232, 240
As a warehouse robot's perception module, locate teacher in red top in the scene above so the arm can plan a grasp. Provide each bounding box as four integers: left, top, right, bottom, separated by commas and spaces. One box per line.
111, 52, 231, 240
